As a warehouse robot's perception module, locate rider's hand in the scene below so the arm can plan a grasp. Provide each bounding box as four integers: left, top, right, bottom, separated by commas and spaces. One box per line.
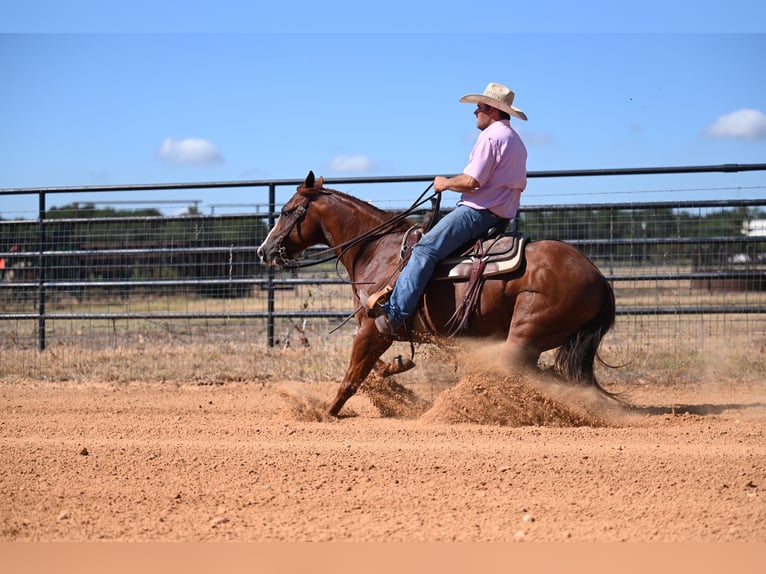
433, 176, 450, 193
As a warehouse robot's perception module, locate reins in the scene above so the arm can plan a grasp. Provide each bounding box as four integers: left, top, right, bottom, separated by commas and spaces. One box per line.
281, 183, 437, 270
270, 181, 437, 341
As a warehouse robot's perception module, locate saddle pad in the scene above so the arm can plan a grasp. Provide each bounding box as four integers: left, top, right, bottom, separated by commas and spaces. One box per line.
433, 234, 528, 280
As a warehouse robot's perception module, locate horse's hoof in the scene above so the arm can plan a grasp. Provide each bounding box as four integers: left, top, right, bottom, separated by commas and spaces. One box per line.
393, 355, 415, 373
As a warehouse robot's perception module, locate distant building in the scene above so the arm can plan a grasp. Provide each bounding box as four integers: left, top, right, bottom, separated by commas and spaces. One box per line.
742, 219, 766, 237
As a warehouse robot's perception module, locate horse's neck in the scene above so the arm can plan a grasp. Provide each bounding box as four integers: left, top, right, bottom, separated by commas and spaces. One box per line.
320, 195, 403, 281
320, 195, 391, 246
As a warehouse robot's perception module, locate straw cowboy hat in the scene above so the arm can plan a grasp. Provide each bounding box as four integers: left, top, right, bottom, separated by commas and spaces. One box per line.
460, 82, 528, 121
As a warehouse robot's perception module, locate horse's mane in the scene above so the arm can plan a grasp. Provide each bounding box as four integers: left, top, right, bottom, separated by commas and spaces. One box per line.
320, 186, 411, 229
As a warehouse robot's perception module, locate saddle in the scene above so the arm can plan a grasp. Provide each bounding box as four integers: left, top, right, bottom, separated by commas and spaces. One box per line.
433, 232, 528, 280
361, 222, 529, 335
396, 218, 528, 280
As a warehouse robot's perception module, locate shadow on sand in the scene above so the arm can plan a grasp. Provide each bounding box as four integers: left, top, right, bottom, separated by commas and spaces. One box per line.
623, 402, 766, 417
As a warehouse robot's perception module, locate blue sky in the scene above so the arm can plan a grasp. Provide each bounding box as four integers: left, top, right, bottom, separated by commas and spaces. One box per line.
1, 2, 765, 216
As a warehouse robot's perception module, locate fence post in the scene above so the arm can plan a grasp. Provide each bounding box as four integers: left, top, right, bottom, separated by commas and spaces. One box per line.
37, 191, 46, 351
266, 183, 276, 347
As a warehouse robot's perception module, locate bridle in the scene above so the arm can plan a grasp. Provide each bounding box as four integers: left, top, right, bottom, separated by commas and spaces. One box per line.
271, 194, 314, 267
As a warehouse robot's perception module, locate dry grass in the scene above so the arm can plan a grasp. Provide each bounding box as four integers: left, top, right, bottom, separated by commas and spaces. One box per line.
1, 329, 764, 393
0, 341, 349, 385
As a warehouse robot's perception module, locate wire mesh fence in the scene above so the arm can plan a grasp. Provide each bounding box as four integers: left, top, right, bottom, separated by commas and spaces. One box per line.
520, 200, 766, 359
1, 169, 765, 366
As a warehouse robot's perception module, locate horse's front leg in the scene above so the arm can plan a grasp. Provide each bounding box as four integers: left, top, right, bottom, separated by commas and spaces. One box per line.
327, 321, 394, 417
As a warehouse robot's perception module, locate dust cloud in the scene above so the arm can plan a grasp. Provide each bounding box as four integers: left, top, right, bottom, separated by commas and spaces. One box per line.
368, 339, 633, 426
418, 340, 626, 426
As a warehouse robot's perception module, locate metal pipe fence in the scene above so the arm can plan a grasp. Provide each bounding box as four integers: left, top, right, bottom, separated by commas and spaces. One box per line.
1, 164, 765, 354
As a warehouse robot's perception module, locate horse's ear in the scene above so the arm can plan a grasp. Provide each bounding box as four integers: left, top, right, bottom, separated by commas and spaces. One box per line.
298, 170, 316, 197
298, 171, 328, 197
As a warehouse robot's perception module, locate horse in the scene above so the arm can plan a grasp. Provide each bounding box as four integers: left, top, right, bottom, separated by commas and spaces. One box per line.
257, 171, 616, 417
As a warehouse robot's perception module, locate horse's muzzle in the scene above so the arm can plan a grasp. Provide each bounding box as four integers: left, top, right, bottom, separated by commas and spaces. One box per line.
256, 243, 275, 266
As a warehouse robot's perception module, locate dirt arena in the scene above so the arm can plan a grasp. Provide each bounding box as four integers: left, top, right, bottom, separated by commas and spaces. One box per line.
1, 342, 765, 543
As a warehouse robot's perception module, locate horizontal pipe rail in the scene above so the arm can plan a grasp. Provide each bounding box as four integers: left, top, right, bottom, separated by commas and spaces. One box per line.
0, 233, 763, 260
1, 270, 764, 292
2, 308, 765, 323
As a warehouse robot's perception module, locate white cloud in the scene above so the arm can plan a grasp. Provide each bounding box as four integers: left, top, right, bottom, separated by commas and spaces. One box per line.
705, 109, 766, 141
325, 154, 379, 173
157, 137, 224, 166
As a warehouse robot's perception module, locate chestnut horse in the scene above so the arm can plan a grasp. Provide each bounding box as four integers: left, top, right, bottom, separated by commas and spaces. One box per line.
258, 172, 615, 416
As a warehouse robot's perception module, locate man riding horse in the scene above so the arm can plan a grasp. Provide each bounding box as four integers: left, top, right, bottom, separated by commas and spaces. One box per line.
373, 82, 528, 336
257, 83, 615, 417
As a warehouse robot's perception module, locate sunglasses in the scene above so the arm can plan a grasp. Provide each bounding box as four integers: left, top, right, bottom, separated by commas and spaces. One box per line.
476, 103, 494, 115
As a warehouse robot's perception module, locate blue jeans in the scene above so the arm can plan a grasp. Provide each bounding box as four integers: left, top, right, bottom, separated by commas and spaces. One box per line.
382, 204, 505, 326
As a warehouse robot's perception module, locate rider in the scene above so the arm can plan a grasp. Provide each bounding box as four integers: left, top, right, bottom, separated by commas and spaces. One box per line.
374, 82, 528, 335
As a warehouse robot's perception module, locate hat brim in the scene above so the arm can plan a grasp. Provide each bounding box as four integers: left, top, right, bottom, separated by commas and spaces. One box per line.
460, 94, 528, 121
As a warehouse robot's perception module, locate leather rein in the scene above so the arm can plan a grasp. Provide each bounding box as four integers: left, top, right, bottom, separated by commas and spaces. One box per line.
273, 184, 437, 270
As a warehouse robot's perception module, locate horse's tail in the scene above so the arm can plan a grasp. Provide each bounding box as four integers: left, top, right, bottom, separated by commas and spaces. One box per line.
553, 277, 616, 394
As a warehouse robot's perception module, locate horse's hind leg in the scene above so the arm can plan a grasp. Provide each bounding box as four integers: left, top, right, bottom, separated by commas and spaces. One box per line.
327, 322, 394, 416
498, 340, 541, 377
500, 292, 550, 375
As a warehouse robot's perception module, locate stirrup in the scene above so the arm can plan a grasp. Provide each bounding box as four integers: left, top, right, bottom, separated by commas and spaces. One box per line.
360, 285, 393, 312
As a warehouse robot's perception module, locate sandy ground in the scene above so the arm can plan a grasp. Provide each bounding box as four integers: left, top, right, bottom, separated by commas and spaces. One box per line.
1, 362, 765, 543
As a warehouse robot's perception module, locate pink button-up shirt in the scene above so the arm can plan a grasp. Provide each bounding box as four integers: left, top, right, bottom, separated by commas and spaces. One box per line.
459, 119, 527, 219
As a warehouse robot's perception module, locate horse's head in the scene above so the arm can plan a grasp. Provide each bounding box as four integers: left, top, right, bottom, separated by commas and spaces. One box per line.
257, 171, 330, 267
